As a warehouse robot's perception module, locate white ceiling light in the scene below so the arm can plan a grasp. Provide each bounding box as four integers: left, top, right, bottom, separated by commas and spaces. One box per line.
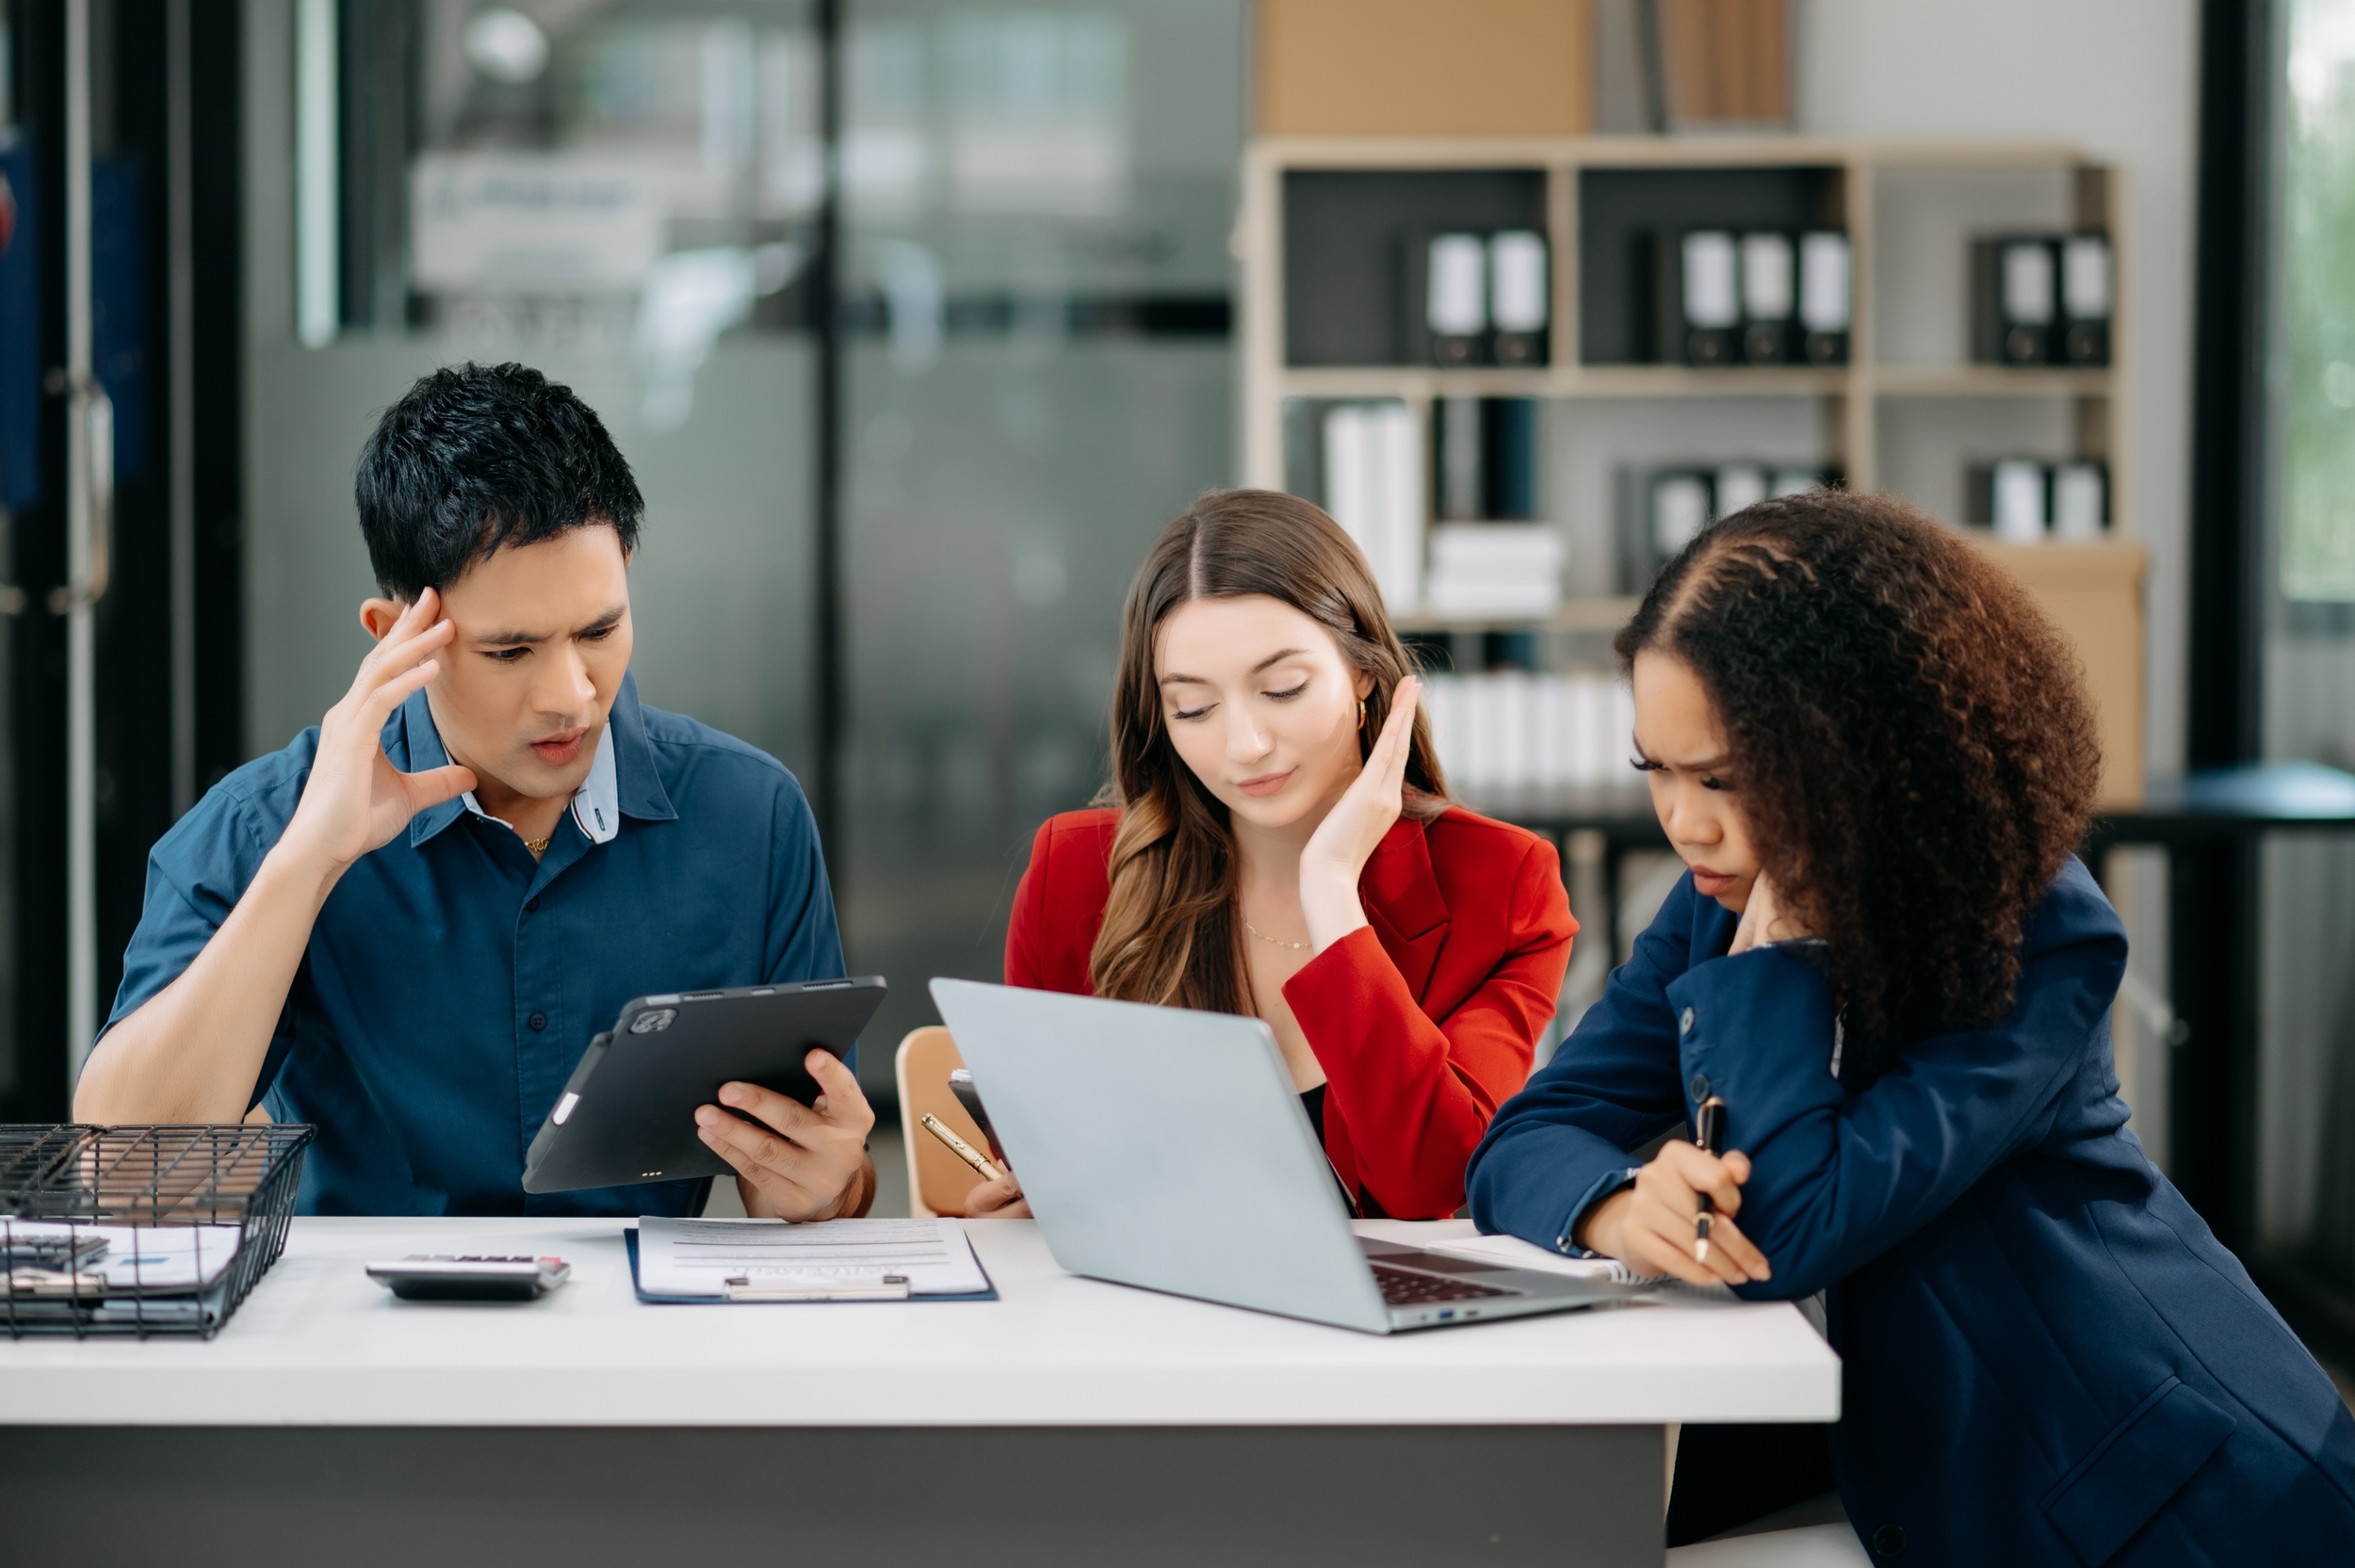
464, 8, 549, 86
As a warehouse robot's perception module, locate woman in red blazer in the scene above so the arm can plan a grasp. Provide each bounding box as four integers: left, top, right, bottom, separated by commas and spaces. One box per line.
969, 489, 1575, 1220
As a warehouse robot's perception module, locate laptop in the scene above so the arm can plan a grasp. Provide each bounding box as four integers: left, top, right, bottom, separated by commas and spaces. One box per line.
928, 978, 1655, 1334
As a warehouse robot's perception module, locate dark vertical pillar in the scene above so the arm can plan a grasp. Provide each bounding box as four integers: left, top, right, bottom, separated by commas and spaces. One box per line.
92, 0, 176, 1053
811, 0, 845, 884
5, 1, 71, 1119
2188, 0, 2266, 770
188, 0, 242, 791
2171, 0, 2274, 1248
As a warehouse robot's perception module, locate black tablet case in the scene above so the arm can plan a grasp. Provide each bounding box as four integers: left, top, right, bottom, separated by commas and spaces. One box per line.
522, 978, 886, 1194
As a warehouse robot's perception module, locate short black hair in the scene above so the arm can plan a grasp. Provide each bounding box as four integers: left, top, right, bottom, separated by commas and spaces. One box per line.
354, 362, 643, 600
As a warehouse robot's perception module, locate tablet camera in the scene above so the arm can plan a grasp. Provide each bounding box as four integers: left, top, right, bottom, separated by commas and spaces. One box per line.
629, 1008, 677, 1034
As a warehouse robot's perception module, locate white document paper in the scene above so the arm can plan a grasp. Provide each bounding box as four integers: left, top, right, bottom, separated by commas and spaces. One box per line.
0, 1221, 242, 1292
1421, 1231, 1644, 1282
636, 1217, 989, 1298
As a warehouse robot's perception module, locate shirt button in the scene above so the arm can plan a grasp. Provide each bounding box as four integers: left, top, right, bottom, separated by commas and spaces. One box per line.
1679, 1006, 1696, 1036
528, 1011, 548, 1032
1689, 1072, 1711, 1102
1871, 1524, 1907, 1559
525, 896, 541, 913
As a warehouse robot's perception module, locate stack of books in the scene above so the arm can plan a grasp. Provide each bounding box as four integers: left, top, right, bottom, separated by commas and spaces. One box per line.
1421, 670, 1637, 793
1423, 525, 1566, 620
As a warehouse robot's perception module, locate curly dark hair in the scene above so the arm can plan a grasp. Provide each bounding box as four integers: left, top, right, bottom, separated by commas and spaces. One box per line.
1615, 489, 2103, 1084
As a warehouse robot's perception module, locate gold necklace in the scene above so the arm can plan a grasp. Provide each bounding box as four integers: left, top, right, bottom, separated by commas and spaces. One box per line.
524, 834, 553, 857
1243, 919, 1310, 952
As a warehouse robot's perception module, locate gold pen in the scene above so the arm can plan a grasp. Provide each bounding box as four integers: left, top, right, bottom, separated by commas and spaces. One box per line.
919, 1113, 1004, 1183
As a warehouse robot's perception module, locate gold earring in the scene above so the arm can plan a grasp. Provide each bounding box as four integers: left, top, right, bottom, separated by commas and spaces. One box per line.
1357, 699, 1368, 730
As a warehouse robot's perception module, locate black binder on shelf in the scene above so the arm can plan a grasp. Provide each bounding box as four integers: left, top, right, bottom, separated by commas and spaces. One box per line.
1484, 397, 1540, 519
1655, 229, 1740, 366
1437, 396, 1485, 521
1798, 231, 1851, 364
1738, 232, 1795, 364
2059, 233, 2113, 366
1433, 398, 1542, 524
1623, 468, 1713, 590
2052, 459, 2110, 539
1972, 235, 2057, 365
1406, 231, 1490, 366
1487, 230, 1551, 367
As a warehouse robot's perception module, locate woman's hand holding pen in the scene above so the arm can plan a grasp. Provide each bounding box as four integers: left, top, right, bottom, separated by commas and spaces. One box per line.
1574, 1141, 1773, 1287
964, 1171, 1032, 1219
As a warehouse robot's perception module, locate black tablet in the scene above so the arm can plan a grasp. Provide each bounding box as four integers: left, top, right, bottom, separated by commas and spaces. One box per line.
520, 977, 886, 1194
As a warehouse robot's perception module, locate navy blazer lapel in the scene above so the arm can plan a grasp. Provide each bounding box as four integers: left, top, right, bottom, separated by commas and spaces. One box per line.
1360, 816, 1450, 1000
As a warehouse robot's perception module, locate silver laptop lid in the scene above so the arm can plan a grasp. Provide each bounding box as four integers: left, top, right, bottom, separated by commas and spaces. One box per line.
929, 978, 1391, 1334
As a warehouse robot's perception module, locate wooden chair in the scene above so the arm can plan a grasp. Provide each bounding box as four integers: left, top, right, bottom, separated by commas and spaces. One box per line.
894, 1026, 995, 1218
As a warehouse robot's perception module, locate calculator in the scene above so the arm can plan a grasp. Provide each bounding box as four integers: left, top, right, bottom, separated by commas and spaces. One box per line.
365, 1255, 573, 1301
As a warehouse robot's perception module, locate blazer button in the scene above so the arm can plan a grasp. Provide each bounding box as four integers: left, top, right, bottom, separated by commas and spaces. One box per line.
528, 1011, 548, 1032
1679, 1006, 1696, 1036
1689, 1072, 1711, 1102
1871, 1524, 1907, 1559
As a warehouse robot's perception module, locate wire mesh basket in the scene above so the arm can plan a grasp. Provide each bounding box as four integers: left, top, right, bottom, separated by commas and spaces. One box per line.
0, 1123, 314, 1339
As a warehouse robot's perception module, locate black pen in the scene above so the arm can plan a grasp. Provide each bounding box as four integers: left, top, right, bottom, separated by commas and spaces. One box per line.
1694, 1095, 1728, 1264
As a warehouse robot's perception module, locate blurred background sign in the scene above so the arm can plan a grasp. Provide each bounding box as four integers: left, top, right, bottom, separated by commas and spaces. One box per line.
410, 153, 665, 291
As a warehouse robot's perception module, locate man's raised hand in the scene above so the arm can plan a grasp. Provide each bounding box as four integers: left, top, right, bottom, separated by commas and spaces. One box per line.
282, 589, 477, 872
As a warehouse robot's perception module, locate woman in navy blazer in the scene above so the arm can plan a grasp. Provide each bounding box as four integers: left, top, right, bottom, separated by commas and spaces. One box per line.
1469, 492, 2355, 1562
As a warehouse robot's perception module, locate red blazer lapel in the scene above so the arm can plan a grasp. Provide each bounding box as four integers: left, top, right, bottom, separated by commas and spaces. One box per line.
1358, 816, 1451, 1001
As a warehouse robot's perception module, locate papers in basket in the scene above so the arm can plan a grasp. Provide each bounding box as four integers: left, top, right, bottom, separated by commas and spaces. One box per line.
0, 1221, 242, 1295
636, 1217, 988, 1299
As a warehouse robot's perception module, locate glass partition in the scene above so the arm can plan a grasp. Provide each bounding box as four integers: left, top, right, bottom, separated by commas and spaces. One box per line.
2260, 0, 2355, 1290
239, 0, 1245, 1100
837, 1, 1242, 1061
247, 0, 822, 782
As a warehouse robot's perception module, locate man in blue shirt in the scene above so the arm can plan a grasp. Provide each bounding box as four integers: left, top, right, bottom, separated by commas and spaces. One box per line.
76, 363, 875, 1220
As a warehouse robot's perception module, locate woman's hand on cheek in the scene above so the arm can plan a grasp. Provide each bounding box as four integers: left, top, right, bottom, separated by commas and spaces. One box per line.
1575, 1143, 1771, 1286
963, 1171, 1031, 1219
1298, 677, 1420, 950
1730, 870, 1813, 955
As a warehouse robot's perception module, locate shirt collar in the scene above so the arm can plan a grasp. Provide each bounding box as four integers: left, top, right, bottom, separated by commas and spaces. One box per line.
401, 670, 675, 849
457, 719, 617, 846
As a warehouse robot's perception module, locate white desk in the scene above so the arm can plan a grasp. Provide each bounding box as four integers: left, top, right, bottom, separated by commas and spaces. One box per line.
0, 1217, 1838, 1566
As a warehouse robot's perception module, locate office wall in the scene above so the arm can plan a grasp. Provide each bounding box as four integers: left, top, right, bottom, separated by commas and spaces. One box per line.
1795, 0, 2201, 784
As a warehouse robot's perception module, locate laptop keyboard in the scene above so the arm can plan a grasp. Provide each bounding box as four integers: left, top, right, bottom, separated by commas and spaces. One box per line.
1372, 1263, 1518, 1305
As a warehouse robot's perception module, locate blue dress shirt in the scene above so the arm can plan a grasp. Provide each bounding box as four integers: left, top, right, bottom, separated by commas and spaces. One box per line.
1469, 859, 2355, 1564
100, 672, 847, 1218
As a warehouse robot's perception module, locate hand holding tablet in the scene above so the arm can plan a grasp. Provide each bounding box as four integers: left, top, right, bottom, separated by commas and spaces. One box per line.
521, 978, 885, 1198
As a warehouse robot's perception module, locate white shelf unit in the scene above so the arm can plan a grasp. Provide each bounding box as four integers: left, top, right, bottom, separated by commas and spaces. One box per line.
1235, 136, 2149, 804
1237, 135, 2132, 622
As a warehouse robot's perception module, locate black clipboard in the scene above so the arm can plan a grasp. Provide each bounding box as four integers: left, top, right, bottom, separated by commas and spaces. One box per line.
522, 978, 886, 1194
624, 1228, 999, 1303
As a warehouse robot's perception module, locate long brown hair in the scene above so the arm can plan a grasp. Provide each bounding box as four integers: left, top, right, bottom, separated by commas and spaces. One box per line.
1088, 489, 1449, 1012
1616, 489, 2101, 1084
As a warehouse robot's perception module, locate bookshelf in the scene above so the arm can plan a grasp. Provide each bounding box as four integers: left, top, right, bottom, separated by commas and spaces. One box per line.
1235, 135, 2148, 805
